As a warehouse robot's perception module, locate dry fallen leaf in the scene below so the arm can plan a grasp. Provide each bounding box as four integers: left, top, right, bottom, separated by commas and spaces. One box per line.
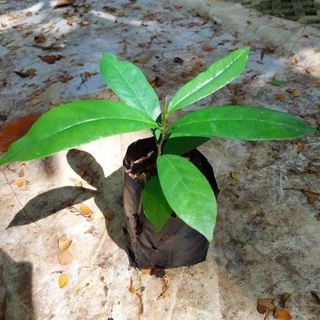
302, 189, 320, 204
58, 235, 72, 251
34, 33, 46, 43
14, 68, 36, 78
274, 93, 286, 100
0, 114, 40, 152
39, 55, 64, 64
79, 203, 93, 216
257, 298, 275, 314
274, 309, 292, 320
311, 290, 320, 303
16, 178, 26, 188
279, 292, 291, 308
296, 140, 304, 150
58, 273, 69, 288
230, 171, 239, 181
58, 73, 73, 83
201, 44, 214, 52
57, 250, 74, 265
51, 0, 75, 9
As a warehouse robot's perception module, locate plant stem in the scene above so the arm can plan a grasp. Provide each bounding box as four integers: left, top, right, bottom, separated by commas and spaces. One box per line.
157, 101, 169, 156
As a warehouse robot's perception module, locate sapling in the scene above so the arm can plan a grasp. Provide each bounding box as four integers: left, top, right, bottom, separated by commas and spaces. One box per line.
0, 48, 316, 241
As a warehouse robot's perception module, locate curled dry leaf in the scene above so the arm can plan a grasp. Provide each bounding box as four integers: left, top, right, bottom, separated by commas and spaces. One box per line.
202, 44, 214, 52
79, 203, 93, 216
274, 93, 286, 100
311, 290, 320, 303
34, 33, 46, 43
14, 68, 36, 78
279, 292, 291, 308
58, 273, 69, 288
39, 55, 64, 64
51, 0, 75, 9
57, 250, 74, 265
274, 309, 292, 320
296, 140, 304, 150
230, 171, 239, 181
58, 235, 72, 251
257, 298, 275, 314
302, 189, 320, 204
16, 178, 26, 188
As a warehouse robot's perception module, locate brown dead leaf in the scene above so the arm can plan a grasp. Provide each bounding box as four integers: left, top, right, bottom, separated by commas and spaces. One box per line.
14, 68, 36, 78
58, 235, 72, 251
39, 55, 64, 64
296, 140, 304, 150
302, 189, 320, 204
279, 292, 291, 308
18, 166, 25, 177
311, 290, 320, 303
286, 88, 301, 98
34, 33, 46, 44
257, 298, 275, 314
58, 73, 73, 83
51, 0, 75, 9
0, 114, 40, 152
201, 44, 214, 52
274, 309, 292, 320
230, 171, 239, 181
305, 66, 315, 75
57, 250, 74, 265
274, 93, 286, 100
150, 76, 164, 88
58, 273, 69, 288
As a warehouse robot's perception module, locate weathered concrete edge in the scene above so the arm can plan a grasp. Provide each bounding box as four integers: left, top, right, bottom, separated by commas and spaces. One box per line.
170, 0, 320, 63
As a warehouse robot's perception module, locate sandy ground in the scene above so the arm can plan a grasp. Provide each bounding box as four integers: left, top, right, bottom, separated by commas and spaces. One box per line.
0, 0, 319, 319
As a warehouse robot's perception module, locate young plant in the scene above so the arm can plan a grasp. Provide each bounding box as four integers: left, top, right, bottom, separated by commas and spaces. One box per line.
0, 48, 316, 241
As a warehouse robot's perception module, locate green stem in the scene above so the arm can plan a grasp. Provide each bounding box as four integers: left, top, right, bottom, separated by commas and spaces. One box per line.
157, 101, 170, 156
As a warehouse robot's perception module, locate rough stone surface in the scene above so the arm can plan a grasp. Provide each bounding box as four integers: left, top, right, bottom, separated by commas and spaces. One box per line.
0, 0, 319, 319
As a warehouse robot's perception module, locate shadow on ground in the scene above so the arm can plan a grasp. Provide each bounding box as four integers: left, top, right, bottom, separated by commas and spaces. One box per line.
0, 250, 34, 320
7, 149, 130, 257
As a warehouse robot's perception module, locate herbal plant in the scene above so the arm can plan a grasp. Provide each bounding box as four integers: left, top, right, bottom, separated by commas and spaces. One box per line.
0, 48, 316, 241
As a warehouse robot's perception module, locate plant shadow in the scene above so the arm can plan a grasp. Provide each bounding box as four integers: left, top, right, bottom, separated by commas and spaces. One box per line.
7, 149, 130, 256
0, 249, 34, 320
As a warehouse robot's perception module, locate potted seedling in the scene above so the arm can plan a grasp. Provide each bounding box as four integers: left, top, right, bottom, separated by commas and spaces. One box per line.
0, 48, 316, 269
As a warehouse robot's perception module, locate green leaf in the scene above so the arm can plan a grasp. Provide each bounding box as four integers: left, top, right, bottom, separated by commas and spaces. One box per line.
0, 100, 158, 165
142, 176, 172, 231
157, 154, 217, 241
168, 47, 250, 113
168, 106, 317, 140
100, 54, 161, 120
163, 136, 210, 155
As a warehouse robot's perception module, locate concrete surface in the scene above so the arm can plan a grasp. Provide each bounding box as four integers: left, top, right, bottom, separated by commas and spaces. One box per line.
0, 0, 319, 319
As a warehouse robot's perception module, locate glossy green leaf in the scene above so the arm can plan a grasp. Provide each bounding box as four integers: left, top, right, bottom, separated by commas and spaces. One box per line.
168, 47, 249, 113
163, 136, 209, 155
0, 100, 158, 165
168, 106, 317, 140
142, 176, 172, 231
157, 154, 217, 241
100, 54, 161, 120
